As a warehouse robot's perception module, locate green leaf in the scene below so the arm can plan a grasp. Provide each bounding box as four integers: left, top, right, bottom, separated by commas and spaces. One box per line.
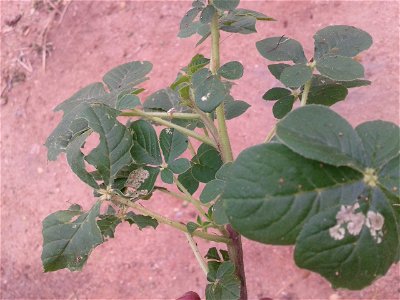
215, 162, 233, 180
213, 0, 239, 11
130, 120, 162, 165
125, 211, 158, 230
192, 69, 227, 113
256, 37, 307, 64
338, 79, 371, 88
314, 25, 373, 60
316, 56, 364, 81
272, 95, 295, 119
222, 143, 363, 244
192, 144, 223, 183
102, 61, 152, 91
200, 179, 225, 203
233, 8, 275, 21
161, 168, 174, 184
66, 131, 99, 189
187, 222, 200, 234
355, 121, 400, 169
205, 247, 221, 260
280, 64, 313, 88
41, 201, 103, 272
75, 104, 133, 186
143, 88, 184, 112
169, 158, 191, 174
206, 262, 240, 300
97, 214, 121, 239
178, 169, 199, 195
276, 105, 366, 169
218, 61, 244, 80
379, 156, 400, 198
263, 87, 291, 101
224, 96, 250, 120
179, 7, 202, 38
213, 199, 229, 225
159, 128, 188, 163
116, 94, 141, 110
54, 82, 107, 114
268, 63, 290, 80
220, 16, 257, 34
185, 54, 211, 75
200, 5, 216, 24
294, 188, 398, 290
307, 84, 348, 106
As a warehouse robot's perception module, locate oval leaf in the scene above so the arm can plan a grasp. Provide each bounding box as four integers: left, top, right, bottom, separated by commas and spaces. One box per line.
222, 143, 363, 245
256, 37, 307, 64
276, 105, 366, 169
130, 120, 162, 166
314, 25, 373, 60
218, 61, 244, 80
160, 128, 188, 163
272, 95, 295, 119
316, 56, 364, 81
213, 0, 240, 11
280, 64, 313, 88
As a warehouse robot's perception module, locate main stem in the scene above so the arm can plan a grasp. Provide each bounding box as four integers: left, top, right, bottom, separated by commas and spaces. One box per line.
209, 3, 247, 299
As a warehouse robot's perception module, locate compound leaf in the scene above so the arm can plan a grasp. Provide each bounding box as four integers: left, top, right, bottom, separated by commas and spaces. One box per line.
256, 37, 307, 64
41, 201, 103, 272
276, 105, 366, 169
316, 56, 364, 81
129, 120, 162, 165
103, 61, 152, 91
218, 61, 244, 80
222, 143, 363, 245
314, 25, 373, 60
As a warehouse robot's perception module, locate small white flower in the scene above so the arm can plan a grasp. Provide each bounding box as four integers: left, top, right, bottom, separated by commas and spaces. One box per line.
329, 224, 345, 240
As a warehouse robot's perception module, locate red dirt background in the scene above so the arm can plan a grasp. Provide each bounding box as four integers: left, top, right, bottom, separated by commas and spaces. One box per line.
1, 1, 399, 299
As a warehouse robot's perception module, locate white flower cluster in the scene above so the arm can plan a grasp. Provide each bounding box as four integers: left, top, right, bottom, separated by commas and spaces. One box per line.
125, 168, 150, 199
329, 203, 384, 244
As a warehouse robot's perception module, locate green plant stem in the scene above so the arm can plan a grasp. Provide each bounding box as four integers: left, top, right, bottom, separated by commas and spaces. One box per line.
113, 195, 230, 244
209, 2, 247, 299
210, 5, 233, 163
121, 110, 201, 120
300, 79, 312, 106
125, 109, 216, 147
194, 106, 221, 146
264, 126, 276, 143
155, 186, 190, 202
187, 139, 198, 158
185, 232, 209, 276
173, 176, 208, 218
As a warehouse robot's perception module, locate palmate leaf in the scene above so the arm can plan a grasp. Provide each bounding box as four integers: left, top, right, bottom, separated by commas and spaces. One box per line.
42, 201, 103, 272
223, 105, 399, 289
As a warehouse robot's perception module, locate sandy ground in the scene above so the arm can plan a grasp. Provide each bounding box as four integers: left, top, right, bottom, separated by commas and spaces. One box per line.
1, 1, 399, 299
